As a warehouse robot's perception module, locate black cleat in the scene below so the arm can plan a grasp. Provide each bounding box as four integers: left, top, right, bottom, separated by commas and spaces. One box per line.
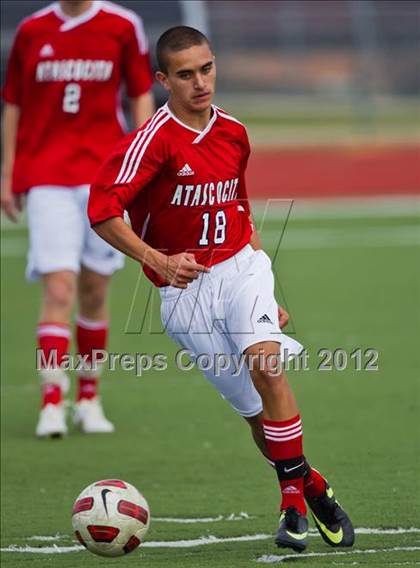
275, 507, 308, 552
306, 484, 355, 547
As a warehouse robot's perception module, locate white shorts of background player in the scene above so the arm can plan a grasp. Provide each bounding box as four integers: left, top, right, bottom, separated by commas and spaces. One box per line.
160, 245, 303, 418
26, 185, 124, 281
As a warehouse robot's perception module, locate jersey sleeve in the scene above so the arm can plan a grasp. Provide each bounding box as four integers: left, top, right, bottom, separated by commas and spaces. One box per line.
2, 25, 25, 105
88, 127, 167, 226
121, 15, 153, 97
237, 128, 251, 216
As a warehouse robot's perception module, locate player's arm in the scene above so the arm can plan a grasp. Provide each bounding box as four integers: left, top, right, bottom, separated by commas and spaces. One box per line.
123, 15, 155, 129
93, 216, 208, 289
1, 102, 22, 222
249, 227, 262, 250
129, 92, 155, 129
1, 23, 25, 222
88, 134, 208, 288
237, 130, 262, 251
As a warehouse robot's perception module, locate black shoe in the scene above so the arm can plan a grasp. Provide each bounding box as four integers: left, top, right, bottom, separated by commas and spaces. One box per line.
275, 507, 308, 552
306, 484, 355, 547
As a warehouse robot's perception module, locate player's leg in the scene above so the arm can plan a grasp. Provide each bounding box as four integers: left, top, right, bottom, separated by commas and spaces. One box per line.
36, 271, 77, 437
161, 255, 350, 550
244, 413, 271, 461
244, 412, 327, 491
244, 340, 309, 551
27, 187, 83, 437
75, 185, 124, 433
227, 247, 353, 549
244, 409, 354, 547
74, 266, 114, 433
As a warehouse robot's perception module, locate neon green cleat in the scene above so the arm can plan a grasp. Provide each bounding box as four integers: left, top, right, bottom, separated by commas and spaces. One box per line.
306, 484, 355, 547
275, 507, 308, 552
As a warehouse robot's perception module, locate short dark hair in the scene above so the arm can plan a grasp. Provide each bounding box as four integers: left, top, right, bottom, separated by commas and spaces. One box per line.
156, 26, 211, 74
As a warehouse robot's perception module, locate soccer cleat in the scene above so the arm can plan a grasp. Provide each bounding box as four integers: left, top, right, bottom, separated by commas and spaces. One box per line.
275, 507, 308, 552
36, 403, 67, 438
306, 484, 355, 547
74, 398, 115, 434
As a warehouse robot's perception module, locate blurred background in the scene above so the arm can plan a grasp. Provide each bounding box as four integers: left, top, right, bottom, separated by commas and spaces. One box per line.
2, 1, 419, 101
1, 0, 419, 199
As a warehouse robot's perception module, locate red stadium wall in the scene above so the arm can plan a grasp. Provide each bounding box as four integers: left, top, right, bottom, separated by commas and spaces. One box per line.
247, 144, 420, 198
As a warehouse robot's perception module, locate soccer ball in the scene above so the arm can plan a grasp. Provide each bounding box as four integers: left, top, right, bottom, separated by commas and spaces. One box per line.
72, 479, 150, 557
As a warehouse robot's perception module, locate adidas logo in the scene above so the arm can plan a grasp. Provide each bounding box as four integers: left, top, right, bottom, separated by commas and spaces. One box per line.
177, 163, 195, 176
283, 485, 300, 494
257, 314, 272, 324
39, 43, 55, 57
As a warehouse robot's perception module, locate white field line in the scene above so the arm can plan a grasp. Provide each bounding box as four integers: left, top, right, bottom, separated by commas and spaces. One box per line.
1, 527, 419, 553
143, 533, 270, 548
12, 526, 420, 541
257, 546, 420, 563
2, 225, 419, 259
28, 534, 63, 541
1, 197, 419, 235
355, 527, 420, 535
153, 512, 251, 523
263, 225, 420, 249
251, 196, 420, 220
0, 534, 270, 554
331, 560, 420, 568
1, 544, 84, 554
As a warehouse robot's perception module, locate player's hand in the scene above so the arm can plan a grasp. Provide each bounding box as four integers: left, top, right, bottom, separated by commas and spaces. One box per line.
161, 252, 210, 289
0, 176, 22, 222
278, 305, 289, 328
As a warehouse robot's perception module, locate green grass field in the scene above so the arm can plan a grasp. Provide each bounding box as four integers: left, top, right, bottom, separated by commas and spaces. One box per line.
1, 197, 419, 567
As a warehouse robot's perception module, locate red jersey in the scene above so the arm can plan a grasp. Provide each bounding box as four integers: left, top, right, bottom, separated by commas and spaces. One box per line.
2, 1, 153, 193
88, 104, 253, 286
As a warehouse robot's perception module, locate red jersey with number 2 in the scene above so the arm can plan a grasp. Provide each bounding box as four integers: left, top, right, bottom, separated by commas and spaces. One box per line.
88, 104, 253, 286
2, 1, 153, 193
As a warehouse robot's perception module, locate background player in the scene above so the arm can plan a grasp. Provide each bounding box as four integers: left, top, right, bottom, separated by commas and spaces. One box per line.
0, 0, 154, 437
87, 26, 354, 553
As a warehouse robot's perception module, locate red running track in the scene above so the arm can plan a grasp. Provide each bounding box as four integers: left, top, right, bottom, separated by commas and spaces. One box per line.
247, 144, 420, 198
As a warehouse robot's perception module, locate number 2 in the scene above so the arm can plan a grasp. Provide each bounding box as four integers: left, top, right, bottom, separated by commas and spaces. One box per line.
63, 83, 81, 114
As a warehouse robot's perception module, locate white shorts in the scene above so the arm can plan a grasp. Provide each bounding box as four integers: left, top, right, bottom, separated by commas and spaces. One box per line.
160, 245, 304, 418
26, 185, 124, 281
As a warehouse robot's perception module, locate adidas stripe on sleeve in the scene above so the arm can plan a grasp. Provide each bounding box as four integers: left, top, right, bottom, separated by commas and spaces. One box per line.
88, 111, 169, 226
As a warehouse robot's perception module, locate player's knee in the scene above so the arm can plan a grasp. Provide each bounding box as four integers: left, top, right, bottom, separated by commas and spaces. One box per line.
79, 283, 107, 314
252, 367, 288, 394
43, 274, 76, 311
79, 272, 108, 314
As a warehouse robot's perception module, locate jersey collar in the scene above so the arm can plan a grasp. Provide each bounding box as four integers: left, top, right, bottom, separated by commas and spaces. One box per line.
164, 103, 218, 143
53, 1, 102, 31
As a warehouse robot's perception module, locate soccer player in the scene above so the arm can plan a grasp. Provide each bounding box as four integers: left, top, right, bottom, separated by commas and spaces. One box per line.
88, 26, 354, 552
0, 1, 154, 437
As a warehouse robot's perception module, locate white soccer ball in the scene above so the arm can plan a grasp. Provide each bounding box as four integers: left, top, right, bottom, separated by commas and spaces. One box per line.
72, 479, 150, 557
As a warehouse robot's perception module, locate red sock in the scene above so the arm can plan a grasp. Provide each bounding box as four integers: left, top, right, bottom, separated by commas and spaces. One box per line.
37, 322, 71, 407
263, 415, 306, 515
76, 315, 108, 401
304, 463, 327, 498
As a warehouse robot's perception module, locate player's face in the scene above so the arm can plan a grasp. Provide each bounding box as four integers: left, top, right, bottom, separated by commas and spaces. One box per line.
157, 43, 216, 113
